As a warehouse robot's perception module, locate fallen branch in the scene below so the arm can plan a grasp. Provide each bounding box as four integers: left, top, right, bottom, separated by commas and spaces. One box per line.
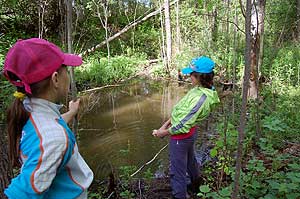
79, 0, 178, 57
130, 143, 169, 178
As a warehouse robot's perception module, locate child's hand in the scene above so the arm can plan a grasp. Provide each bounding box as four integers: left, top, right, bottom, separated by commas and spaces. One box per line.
68, 98, 80, 116
152, 129, 169, 138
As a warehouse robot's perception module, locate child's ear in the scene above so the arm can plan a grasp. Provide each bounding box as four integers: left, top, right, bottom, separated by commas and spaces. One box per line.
51, 71, 59, 87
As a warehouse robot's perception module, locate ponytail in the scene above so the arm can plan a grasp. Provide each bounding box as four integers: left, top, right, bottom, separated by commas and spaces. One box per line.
7, 97, 29, 168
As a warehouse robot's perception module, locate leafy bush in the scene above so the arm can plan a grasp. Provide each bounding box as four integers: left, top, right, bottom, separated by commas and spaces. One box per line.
75, 54, 147, 89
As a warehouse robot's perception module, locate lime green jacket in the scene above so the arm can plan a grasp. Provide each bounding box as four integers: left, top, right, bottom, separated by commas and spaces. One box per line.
168, 86, 220, 135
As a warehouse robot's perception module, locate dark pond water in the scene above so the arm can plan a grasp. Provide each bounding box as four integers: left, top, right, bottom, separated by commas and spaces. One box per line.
78, 78, 193, 179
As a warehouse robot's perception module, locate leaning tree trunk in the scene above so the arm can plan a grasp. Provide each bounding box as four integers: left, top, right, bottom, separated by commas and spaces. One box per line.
248, 0, 266, 99
231, 0, 252, 198
0, 126, 12, 199
164, 0, 172, 73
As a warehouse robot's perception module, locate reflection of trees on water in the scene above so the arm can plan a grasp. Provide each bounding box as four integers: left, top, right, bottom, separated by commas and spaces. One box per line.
161, 81, 184, 122
110, 92, 118, 130
78, 79, 190, 179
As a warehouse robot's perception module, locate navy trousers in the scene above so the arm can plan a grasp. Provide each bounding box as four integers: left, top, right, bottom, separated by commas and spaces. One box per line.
169, 132, 199, 199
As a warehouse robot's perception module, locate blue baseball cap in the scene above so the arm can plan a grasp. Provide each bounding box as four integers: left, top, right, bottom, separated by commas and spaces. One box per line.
181, 56, 215, 74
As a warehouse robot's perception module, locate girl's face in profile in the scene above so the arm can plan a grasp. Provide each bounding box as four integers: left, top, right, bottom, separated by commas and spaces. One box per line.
56, 66, 70, 102
190, 73, 199, 86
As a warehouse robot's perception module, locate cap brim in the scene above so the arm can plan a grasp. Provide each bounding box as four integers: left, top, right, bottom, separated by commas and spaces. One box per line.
181, 67, 194, 75
63, 53, 82, 67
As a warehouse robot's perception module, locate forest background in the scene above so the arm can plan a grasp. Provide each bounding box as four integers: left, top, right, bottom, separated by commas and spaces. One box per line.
0, 0, 300, 198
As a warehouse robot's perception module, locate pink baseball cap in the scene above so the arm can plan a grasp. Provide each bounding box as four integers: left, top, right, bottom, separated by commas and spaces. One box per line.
3, 38, 82, 94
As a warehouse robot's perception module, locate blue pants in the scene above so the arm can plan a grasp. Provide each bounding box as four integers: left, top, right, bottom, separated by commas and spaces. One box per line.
169, 132, 199, 199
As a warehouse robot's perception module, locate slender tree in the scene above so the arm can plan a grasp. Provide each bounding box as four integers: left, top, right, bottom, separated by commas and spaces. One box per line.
66, 0, 78, 134
164, 0, 172, 73
175, 0, 181, 54
93, 0, 110, 60
297, 0, 300, 41
232, 0, 252, 198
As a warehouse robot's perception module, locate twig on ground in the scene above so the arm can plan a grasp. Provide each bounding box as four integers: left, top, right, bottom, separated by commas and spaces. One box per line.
139, 179, 142, 199
107, 191, 114, 199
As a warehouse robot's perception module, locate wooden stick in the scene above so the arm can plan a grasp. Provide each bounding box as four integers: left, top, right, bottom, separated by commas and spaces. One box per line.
130, 143, 168, 178
82, 84, 121, 93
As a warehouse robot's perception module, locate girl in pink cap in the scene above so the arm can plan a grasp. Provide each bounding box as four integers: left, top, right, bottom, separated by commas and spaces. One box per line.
3, 38, 93, 199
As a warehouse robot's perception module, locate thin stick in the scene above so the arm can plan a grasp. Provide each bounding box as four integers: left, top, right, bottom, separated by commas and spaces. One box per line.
130, 143, 168, 177
139, 179, 142, 199
82, 84, 121, 93
107, 191, 114, 199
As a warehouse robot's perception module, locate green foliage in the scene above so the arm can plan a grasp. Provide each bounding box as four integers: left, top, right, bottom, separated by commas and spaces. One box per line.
240, 156, 300, 199
120, 189, 135, 199
263, 44, 300, 87
75, 54, 146, 89
0, 79, 14, 121
259, 86, 300, 145
88, 192, 103, 199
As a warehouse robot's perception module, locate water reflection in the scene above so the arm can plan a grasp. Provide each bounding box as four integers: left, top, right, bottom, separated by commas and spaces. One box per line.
78, 78, 191, 179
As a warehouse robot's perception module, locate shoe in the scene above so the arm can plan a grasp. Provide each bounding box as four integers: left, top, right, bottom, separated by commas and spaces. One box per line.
187, 178, 202, 194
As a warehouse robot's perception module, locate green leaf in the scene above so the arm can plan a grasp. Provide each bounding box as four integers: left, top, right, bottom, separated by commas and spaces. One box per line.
210, 148, 218, 158
216, 140, 223, 148
287, 193, 300, 199
218, 187, 231, 197
200, 185, 211, 193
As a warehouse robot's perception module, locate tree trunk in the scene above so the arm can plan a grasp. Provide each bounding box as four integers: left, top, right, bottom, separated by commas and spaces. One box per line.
175, 0, 181, 54
231, 0, 252, 198
0, 126, 12, 199
248, 0, 266, 99
164, 0, 172, 73
211, 7, 218, 43
102, 2, 110, 60
232, 4, 239, 114
66, 0, 78, 134
159, 0, 167, 72
297, 0, 300, 41
38, 0, 46, 39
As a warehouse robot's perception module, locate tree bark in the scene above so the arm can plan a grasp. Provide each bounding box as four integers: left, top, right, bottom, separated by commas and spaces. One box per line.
211, 7, 218, 43
0, 126, 12, 199
231, 0, 252, 198
248, 0, 266, 99
164, 0, 172, 72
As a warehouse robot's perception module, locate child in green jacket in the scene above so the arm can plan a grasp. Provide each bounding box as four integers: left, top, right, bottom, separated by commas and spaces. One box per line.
153, 56, 220, 199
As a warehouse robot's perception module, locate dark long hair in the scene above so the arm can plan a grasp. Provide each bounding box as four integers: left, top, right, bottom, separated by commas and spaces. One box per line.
191, 71, 214, 89
6, 71, 51, 167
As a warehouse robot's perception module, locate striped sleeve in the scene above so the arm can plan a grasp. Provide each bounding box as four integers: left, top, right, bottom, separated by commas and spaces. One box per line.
169, 94, 207, 135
